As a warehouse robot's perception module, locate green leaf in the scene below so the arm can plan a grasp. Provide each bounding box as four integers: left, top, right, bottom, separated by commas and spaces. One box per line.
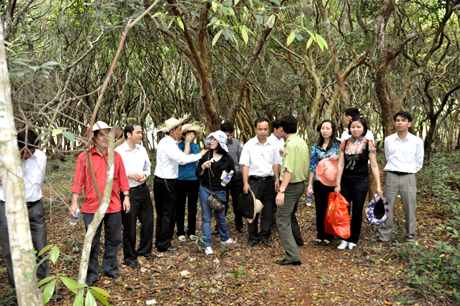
52, 129, 62, 136
208, 17, 217, 26
212, 29, 223, 46
306, 37, 313, 50
316, 34, 328, 50
36, 132, 50, 141
294, 32, 304, 41
89, 286, 111, 297
49, 246, 60, 264
85, 290, 97, 306
74, 291, 84, 306
62, 132, 75, 142
287, 31, 296, 46
241, 26, 249, 44
60, 277, 79, 294
42, 280, 56, 304
37, 276, 55, 287
38, 244, 54, 257
177, 17, 184, 31
270, 0, 281, 5
89, 289, 110, 306
235, 0, 240, 4
267, 14, 276, 28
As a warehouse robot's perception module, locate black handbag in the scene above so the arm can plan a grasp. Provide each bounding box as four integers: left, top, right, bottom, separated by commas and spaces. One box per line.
205, 160, 226, 213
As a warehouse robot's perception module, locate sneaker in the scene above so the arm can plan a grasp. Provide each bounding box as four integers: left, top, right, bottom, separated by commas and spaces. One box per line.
221, 238, 236, 245
337, 240, 348, 250
348, 242, 357, 250
178, 235, 186, 242
189, 235, 197, 241
204, 247, 213, 255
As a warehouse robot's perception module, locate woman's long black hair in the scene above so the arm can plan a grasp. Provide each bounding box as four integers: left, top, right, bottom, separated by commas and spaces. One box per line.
316, 119, 339, 151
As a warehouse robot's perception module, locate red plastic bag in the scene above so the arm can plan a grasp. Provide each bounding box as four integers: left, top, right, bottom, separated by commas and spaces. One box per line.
324, 192, 351, 238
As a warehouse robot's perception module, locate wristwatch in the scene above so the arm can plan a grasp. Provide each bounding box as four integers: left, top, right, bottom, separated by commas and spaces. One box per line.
276, 179, 280, 181
278, 189, 285, 194
124, 194, 130, 197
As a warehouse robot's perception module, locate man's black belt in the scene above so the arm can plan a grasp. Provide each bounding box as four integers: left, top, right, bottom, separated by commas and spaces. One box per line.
26, 199, 41, 207
249, 176, 274, 181
388, 171, 412, 176
130, 182, 146, 189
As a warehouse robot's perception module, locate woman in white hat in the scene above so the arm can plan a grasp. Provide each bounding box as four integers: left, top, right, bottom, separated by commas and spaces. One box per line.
175, 123, 203, 242
307, 120, 340, 247
196, 131, 237, 255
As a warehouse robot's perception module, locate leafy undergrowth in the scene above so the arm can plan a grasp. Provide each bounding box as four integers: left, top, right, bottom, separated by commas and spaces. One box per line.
0, 153, 458, 305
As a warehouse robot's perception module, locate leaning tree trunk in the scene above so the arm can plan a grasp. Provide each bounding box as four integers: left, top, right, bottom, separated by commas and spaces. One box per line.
0, 17, 43, 305
77, 132, 116, 285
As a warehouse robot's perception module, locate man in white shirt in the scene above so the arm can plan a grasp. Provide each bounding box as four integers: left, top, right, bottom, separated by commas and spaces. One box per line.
379, 111, 424, 242
267, 119, 285, 167
0, 129, 62, 301
240, 118, 281, 247
116, 122, 156, 268
154, 116, 207, 253
340, 108, 375, 142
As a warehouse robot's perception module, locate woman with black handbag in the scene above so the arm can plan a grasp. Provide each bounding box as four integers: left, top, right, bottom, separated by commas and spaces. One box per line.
196, 131, 237, 255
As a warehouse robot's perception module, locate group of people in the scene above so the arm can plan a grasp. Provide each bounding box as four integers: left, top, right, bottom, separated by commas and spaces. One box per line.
0, 108, 424, 292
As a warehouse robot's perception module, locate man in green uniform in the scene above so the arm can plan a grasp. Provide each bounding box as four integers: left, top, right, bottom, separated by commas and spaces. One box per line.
275, 115, 309, 266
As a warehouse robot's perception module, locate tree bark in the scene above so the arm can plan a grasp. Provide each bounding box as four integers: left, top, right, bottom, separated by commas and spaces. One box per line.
0, 17, 43, 305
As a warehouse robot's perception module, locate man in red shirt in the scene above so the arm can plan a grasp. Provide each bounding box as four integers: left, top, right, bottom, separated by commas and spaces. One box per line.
70, 121, 130, 286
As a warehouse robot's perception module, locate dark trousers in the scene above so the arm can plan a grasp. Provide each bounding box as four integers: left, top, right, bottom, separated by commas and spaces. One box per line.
248, 177, 275, 243
340, 175, 369, 244
313, 181, 334, 241
153, 176, 177, 250
0, 200, 50, 287
225, 176, 244, 228
175, 180, 199, 237
83, 211, 122, 283
120, 184, 154, 265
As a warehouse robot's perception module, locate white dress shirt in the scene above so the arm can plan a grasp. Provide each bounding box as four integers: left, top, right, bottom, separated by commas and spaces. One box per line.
154, 135, 202, 179
0, 149, 46, 202
240, 136, 281, 177
267, 134, 284, 165
341, 130, 375, 143
384, 132, 424, 173
115, 141, 151, 188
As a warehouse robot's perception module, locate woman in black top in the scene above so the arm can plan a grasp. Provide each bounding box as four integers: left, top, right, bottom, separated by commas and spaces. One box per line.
196, 130, 236, 255
334, 117, 382, 250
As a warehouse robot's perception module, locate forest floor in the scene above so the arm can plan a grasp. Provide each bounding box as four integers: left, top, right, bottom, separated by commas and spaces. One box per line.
0, 152, 459, 305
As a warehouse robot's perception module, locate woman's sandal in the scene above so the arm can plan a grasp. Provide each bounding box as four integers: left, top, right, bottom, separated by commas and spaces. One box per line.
321, 239, 332, 246
314, 239, 322, 246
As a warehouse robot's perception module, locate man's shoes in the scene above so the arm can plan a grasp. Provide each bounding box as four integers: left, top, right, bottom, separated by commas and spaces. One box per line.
85, 279, 96, 287
247, 240, 258, 247
261, 240, 271, 247
348, 242, 357, 250
236, 227, 247, 233
189, 235, 197, 241
157, 246, 178, 252
312, 221, 317, 225
314, 239, 322, 246
222, 238, 236, 245
204, 247, 214, 255
143, 254, 159, 260
337, 240, 348, 250
126, 261, 140, 268
178, 235, 186, 242
275, 258, 301, 266
103, 272, 120, 279
49, 294, 64, 302
321, 239, 331, 246
297, 240, 305, 246
211, 230, 219, 235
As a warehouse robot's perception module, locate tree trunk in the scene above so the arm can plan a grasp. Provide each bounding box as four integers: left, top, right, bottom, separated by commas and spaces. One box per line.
0, 17, 43, 305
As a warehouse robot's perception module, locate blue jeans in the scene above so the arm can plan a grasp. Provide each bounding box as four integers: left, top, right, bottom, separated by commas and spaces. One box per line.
199, 186, 230, 247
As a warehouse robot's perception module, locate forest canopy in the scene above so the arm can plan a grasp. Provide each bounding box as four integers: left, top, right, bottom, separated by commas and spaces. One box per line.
2, 0, 460, 158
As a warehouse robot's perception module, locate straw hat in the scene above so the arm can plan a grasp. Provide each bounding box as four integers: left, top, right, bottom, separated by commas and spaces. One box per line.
182, 122, 204, 137
237, 190, 264, 224
316, 158, 338, 187
156, 114, 189, 133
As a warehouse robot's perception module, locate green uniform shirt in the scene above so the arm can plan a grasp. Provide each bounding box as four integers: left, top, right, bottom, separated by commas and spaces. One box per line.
280, 134, 310, 183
